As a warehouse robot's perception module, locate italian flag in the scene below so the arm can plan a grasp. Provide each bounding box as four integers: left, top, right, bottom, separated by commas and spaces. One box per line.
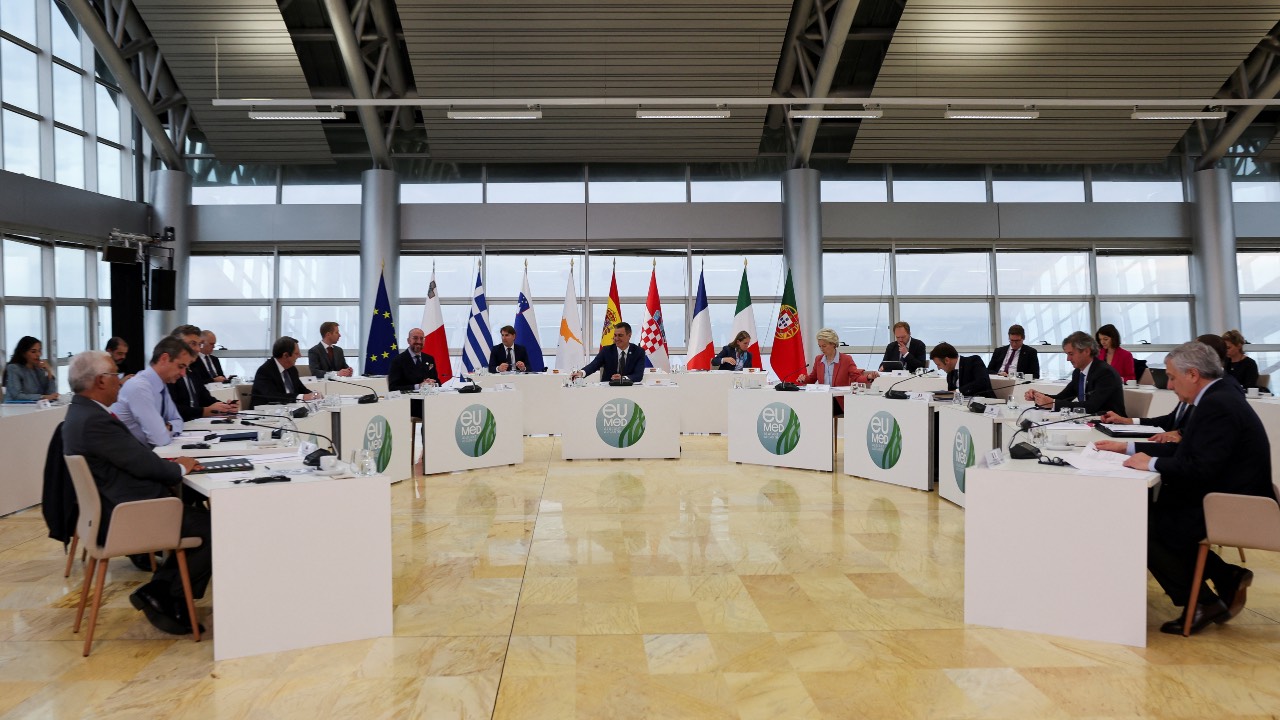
769, 268, 807, 383
732, 267, 761, 367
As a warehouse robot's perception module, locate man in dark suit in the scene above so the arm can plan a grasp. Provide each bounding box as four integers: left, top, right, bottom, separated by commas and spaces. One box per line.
879, 321, 928, 372
190, 330, 227, 384
1024, 331, 1126, 416
307, 321, 353, 378
987, 324, 1040, 379
251, 336, 321, 407
487, 325, 530, 373
929, 342, 995, 398
1111, 341, 1273, 635
105, 336, 133, 377
573, 322, 646, 383
61, 350, 208, 635
388, 327, 440, 392
168, 325, 236, 422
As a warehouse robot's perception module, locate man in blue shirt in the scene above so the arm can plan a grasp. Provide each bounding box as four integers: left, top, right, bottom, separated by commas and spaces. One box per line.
110, 337, 193, 448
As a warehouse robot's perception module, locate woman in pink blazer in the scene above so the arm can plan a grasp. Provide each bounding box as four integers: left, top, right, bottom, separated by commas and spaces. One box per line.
1095, 324, 1136, 382
795, 328, 879, 412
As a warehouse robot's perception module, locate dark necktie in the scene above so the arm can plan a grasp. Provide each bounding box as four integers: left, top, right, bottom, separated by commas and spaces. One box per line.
619, 349, 627, 374
205, 355, 215, 376
1001, 348, 1015, 374
327, 345, 335, 367
1077, 371, 1086, 401
507, 346, 513, 368
159, 386, 169, 413
948, 370, 958, 392
282, 370, 294, 395
185, 376, 197, 407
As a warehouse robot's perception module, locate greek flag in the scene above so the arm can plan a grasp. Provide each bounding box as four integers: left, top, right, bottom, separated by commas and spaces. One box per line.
462, 270, 494, 373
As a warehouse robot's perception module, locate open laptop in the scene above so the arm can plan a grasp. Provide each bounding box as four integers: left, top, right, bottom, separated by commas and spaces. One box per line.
879, 360, 904, 372
1148, 367, 1169, 390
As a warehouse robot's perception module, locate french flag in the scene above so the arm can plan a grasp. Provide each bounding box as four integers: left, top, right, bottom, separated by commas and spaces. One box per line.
686, 270, 714, 370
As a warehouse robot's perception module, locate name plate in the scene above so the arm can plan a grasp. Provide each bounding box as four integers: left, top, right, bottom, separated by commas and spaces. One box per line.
387, 390, 403, 400
984, 405, 1001, 418
986, 448, 1007, 467
908, 391, 931, 402
496, 383, 515, 391
298, 440, 318, 459
805, 384, 830, 392
36, 399, 52, 410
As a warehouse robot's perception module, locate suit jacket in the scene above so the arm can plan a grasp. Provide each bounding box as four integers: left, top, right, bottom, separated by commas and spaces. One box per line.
41, 421, 76, 545
307, 343, 350, 377
949, 355, 995, 398
387, 350, 440, 392
167, 373, 218, 422
1133, 401, 1194, 455
880, 338, 928, 372
487, 343, 530, 373
61, 395, 183, 542
250, 358, 312, 407
189, 353, 224, 385
800, 353, 870, 411
986, 344, 1040, 379
712, 345, 753, 371
1052, 360, 1126, 416
1148, 380, 1273, 511
1099, 346, 1136, 383
1227, 356, 1260, 390
581, 344, 646, 383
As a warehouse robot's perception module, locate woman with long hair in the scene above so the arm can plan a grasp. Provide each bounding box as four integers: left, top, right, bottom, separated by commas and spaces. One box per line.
712, 330, 753, 370
4, 336, 57, 402
1223, 329, 1261, 389
1095, 324, 1136, 383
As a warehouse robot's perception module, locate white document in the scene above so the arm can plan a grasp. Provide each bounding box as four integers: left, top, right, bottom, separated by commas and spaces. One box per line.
1058, 447, 1150, 479
1100, 423, 1165, 434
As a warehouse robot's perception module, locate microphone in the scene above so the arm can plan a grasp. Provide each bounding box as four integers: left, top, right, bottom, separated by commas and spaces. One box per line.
1007, 412, 1098, 460
882, 373, 927, 400
327, 378, 379, 404
240, 418, 338, 466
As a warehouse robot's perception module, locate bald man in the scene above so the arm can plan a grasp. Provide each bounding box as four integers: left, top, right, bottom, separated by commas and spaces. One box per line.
387, 328, 440, 392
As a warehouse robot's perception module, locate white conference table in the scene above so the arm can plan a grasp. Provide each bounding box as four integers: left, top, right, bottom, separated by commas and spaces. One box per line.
965, 452, 1160, 647
560, 384, 682, 460
934, 404, 1003, 508
727, 387, 835, 472
0, 402, 68, 515
184, 463, 392, 661
842, 392, 935, 490
1248, 396, 1280, 492
469, 372, 567, 435
416, 387, 524, 475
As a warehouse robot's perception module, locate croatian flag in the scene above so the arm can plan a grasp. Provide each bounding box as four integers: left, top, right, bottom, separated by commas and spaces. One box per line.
640, 266, 670, 371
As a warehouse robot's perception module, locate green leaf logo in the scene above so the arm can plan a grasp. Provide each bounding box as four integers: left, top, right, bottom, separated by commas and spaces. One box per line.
757, 402, 801, 455
595, 398, 646, 448
952, 426, 975, 492
865, 410, 902, 469
454, 404, 497, 457
363, 415, 393, 473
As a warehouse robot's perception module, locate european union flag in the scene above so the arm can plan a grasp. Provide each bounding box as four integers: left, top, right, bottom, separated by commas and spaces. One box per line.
364, 271, 398, 375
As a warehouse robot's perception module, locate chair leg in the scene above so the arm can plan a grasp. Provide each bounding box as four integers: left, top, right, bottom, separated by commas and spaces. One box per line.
1238, 547, 1247, 563
64, 534, 79, 578
1183, 543, 1210, 637
82, 558, 109, 656
73, 557, 97, 633
149, 553, 158, 572
174, 549, 200, 643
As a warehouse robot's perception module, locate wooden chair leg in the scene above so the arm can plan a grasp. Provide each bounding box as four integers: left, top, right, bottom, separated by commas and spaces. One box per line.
149, 553, 158, 571
174, 550, 200, 643
1183, 543, 1211, 637
64, 534, 79, 578
82, 558, 109, 656
73, 557, 97, 633
1238, 547, 1247, 563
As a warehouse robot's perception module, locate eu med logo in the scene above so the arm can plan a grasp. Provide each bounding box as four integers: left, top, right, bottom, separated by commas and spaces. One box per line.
952, 426, 975, 492
364, 415, 393, 473
865, 410, 902, 469
596, 398, 646, 448
757, 402, 801, 455
455, 404, 497, 457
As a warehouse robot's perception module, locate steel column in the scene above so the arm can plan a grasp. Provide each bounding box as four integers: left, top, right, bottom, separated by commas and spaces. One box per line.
783, 168, 824, 362
359, 169, 401, 374
1190, 168, 1242, 336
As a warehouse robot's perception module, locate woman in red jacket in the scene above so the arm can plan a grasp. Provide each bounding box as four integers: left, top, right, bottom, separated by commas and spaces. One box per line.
795, 328, 879, 413
1095, 324, 1136, 382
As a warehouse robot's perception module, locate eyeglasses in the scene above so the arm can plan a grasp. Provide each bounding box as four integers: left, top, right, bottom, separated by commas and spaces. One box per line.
1037, 456, 1068, 467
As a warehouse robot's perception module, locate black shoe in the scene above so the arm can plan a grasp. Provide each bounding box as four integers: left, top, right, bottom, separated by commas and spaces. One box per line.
1217, 567, 1254, 621
128, 553, 153, 572
1159, 599, 1229, 636
129, 586, 189, 635
172, 602, 206, 635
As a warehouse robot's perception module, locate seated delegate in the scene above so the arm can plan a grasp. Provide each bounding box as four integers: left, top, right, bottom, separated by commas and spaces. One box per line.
879, 321, 927, 372
713, 331, 753, 371
796, 328, 878, 414
1024, 331, 1126, 416
4, 335, 57, 402
929, 342, 994, 398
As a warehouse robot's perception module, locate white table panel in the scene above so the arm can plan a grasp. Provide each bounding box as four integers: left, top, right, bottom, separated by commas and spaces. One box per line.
419, 389, 524, 474
470, 372, 568, 435
934, 405, 1002, 508
649, 370, 737, 434
842, 394, 934, 490
727, 388, 834, 472
560, 385, 681, 460
0, 404, 68, 515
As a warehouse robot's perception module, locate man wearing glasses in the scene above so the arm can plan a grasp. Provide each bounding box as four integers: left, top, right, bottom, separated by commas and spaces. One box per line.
110, 337, 194, 448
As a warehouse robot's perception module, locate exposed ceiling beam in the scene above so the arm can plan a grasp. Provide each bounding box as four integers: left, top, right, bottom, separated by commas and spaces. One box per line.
216, 96, 1280, 109
767, 0, 816, 130
64, 0, 183, 169
322, 0, 390, 167
1198, 67, 1280, 170
793, 0, 862, 167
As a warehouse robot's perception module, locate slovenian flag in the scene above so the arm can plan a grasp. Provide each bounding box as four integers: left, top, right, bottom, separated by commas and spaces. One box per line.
514, 267, 545, 372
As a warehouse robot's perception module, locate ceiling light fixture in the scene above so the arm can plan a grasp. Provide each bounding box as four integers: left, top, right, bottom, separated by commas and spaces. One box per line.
789, 108, 882, 120
943, 107, 1039, 120
1130, 109, 1227, 120
248, 108, 345, 121
446, 110, 543, 120
636, 109, 731, 119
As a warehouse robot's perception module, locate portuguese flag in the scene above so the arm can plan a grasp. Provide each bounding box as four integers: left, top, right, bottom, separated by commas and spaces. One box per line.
769, 268, 806, 383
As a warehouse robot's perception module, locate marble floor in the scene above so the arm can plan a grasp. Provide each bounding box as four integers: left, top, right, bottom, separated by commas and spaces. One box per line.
3, 435, 1280, 718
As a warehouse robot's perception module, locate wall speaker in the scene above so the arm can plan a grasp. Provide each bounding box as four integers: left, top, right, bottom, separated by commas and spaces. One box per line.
148, 268, 176, 311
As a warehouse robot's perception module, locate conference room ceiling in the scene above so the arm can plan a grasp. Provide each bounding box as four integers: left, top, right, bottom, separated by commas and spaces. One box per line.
849, 0, 1280, 163
119, 0, 1280, 167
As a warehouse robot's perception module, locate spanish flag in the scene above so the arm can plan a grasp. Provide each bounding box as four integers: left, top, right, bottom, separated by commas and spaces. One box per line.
599, 268, 622, 348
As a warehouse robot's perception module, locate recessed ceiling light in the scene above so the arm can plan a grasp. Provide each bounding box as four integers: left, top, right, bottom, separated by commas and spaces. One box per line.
248, 109, 345, 120
1130, 110, 1227, 120
446, 110, 543, 120
943, 109, 1040, 120
789, 109, 883, 119
636, 109, 731, 119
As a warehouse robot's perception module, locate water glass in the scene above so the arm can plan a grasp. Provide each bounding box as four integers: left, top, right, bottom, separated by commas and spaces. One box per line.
351, 448, 375, 476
